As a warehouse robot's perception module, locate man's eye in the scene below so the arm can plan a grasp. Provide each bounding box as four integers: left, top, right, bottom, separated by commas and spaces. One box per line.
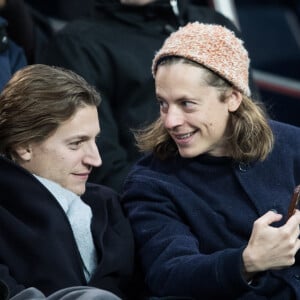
157, 100, 169, 112
182, 101, 194, 107
69, 141, 82, 149
158, 100, 164, 107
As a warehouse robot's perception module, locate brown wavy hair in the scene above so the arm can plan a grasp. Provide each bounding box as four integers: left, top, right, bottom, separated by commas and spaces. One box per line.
0, 64, 101, 157
135, 57, 274, 162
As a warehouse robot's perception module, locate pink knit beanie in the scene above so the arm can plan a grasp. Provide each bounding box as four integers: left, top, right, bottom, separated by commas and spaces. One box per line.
152, 22, 251, 96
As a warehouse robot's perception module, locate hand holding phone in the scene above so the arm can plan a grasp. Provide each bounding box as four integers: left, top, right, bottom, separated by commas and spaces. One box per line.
287, 185, 300, 220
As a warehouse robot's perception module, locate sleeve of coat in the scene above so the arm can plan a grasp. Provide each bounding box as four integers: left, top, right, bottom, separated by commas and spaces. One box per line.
122, 171, 294, 299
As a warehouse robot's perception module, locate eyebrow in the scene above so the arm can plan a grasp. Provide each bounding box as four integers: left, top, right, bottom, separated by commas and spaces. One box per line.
156, 93, 198, 103
65, 132, 100, 142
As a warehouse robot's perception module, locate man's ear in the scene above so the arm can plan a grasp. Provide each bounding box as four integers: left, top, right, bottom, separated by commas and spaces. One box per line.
13, 145, 32, 161
227, 89, 242, 112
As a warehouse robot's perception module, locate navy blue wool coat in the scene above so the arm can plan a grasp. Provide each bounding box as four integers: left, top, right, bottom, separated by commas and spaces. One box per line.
123, 120, 300, 299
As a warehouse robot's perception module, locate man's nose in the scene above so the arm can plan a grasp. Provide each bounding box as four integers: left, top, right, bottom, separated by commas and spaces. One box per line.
163, 107, 184, 129
84, 143, 102, 167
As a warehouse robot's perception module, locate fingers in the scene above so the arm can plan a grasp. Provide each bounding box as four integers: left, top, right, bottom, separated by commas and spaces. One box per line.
254, 210, 283, 227
244, 210, 300, 273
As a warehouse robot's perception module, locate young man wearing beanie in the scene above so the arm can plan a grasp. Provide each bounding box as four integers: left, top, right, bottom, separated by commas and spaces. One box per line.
122, 22, 300, 299
38, 0, 257, 193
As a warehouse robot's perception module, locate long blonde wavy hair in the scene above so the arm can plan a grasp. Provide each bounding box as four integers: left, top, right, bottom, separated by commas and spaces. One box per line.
135, 57, 274, 162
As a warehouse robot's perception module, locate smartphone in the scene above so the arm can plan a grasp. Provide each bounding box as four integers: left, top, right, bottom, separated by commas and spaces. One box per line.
287, 185, 300, 220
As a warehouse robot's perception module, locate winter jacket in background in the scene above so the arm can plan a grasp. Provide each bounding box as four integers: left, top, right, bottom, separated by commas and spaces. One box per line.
0, 16, 26, 91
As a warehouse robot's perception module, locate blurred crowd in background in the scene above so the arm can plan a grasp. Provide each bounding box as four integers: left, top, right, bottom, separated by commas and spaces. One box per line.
1, 0, 299, 190
1, 0, 299, 123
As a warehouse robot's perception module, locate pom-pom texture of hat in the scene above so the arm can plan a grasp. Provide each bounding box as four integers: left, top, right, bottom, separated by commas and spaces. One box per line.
152, 22, 251, 97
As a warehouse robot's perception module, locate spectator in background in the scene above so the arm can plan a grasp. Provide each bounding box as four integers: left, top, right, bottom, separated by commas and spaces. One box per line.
24, 0, 94, 22
1, 0, 95, 64
0, 0, 53, 64
38, 0, 255, 192
0, 0, 26, 90
0, 64, 135, 299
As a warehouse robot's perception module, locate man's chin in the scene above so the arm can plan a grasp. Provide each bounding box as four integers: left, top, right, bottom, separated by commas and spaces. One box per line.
68, 185, 86, 196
